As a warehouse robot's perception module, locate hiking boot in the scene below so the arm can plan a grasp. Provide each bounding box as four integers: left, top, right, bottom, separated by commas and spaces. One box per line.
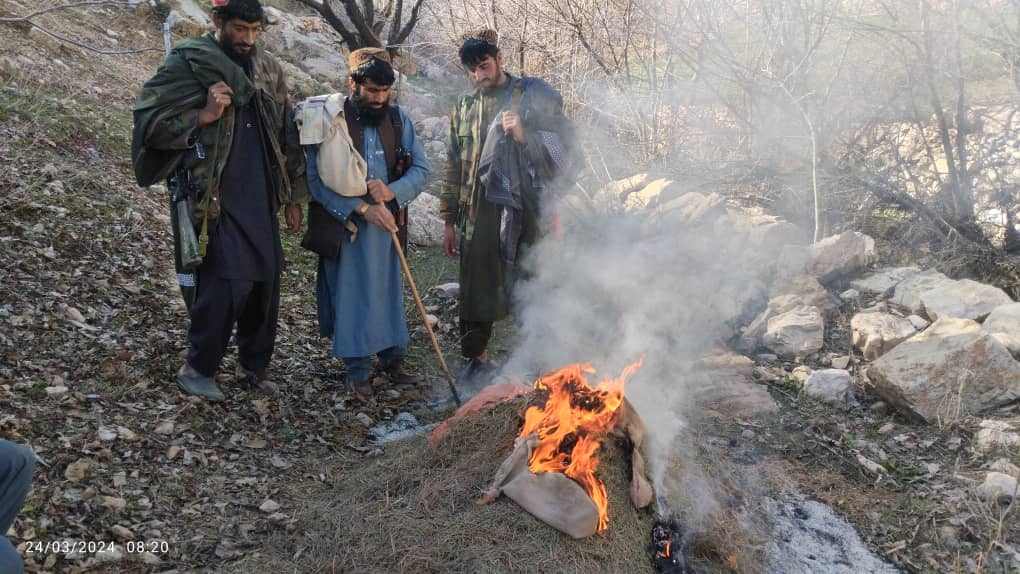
346, 376, 374, 402
379, 360, 422, 387
456, 356, 498, 386
238, 366, 278, 394
176, 363, 225, 402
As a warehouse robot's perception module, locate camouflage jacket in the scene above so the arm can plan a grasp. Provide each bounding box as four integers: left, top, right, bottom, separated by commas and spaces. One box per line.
132, 33, 306, 221
440, 75, 517, 228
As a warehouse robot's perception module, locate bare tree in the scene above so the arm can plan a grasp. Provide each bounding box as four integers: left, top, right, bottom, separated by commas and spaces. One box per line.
295, 0, 427, 50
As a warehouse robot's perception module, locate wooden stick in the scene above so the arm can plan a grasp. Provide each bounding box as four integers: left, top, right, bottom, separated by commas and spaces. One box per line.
390, 231, 462, 406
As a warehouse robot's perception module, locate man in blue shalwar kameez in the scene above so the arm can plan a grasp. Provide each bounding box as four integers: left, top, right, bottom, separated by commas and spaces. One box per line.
303, 49, 430, 399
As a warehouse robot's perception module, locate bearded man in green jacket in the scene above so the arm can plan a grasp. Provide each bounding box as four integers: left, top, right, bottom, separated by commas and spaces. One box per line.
132, 0, 306, 401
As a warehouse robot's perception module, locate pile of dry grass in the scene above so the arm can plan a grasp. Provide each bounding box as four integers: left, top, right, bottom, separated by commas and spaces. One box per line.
239, 398, 657, 573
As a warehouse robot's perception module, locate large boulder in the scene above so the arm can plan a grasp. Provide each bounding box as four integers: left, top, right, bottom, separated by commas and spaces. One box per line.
919, 279, 1013, 322
600, 173, 651, 202
262, 7, 347, 86
417, 116, 450, 142
657, 192, 726, 227
867, 317, 1020, 423
407, 193, 445, 247
974, 419, 1020, 453
983, 302, 1020, 357
625, 178, 681, 210
850, 267, 921, 298
737, 277, 833, 352
850, 312, 918, 360
763, 306, 825, 358
771, 275, 839, 317
805, 231, 877, 284
889, 269, 952, 313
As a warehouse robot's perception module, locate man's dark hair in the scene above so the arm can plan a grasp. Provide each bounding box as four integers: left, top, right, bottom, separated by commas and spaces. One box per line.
459, 37, 499, 69
350, 58, 396, 87
212, 0, 265, 24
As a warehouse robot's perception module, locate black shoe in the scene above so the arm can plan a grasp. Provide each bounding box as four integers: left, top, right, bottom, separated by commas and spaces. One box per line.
379, 360, 422, 387
237, 366, 278, 394
457, 357, 498, 386
345, 376, 374, 401
176, 363, 225, 402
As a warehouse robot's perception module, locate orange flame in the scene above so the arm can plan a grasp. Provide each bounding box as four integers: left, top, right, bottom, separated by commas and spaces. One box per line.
519, 358, 643, 532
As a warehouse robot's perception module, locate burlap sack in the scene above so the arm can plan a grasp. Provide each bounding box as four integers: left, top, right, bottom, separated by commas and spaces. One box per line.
482, 435, 599, 539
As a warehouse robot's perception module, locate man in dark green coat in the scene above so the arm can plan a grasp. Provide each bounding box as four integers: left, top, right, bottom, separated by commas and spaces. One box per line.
133, 0, 306, 401
441, 30, 575, 382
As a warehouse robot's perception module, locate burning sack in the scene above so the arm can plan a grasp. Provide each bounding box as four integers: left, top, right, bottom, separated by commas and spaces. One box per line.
481, 361, 652, 539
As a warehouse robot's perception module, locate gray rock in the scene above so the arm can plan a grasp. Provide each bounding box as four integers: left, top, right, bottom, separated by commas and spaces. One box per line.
764, 306, 825, 358
840, 289, 860, 302
975, 472, 1018, 504
806, 231, 877, 284
851, 312, 918, 360
625, 178, 682, 209
804, 369, 853, 404
850, 266, 921, 297
890, 269, 952, 313
407, 192, 444, 247
983, 303, 1020, 356
657, 191, 726, 226
907, 315, 930, 331
975, 419, 1020, 452
355, 413, 374, 427
867, 318, 1020, 423
831, 355, 851, 370
432, 282, 460, 299
773, 275, 840, 317
920, 279, 1013, 322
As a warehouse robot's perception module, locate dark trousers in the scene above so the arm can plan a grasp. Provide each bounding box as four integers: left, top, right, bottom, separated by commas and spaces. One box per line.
186, 271, 281, 377
459, 319, 493, 359
0, 441, 34, 574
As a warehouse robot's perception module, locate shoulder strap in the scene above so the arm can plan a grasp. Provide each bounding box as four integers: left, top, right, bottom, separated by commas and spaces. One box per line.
343, 97, 365, 161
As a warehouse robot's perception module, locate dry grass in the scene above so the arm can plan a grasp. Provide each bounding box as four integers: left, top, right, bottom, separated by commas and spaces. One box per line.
232, 398, 657, 573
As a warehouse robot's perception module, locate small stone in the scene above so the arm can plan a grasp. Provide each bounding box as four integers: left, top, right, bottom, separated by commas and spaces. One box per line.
154, 420, 175, 435
116, 426, 139, 441
840, 289, 860, 302
384, 389, 401, 399
988, 458, 1020, 476
137, 551, 162, 565
424, 314, 440, 329
109, 525, 134, 541
975, 472, 1017, 504
95, 545, 124, 563
856, 453, 887, 475
907, 315, 930, 330
974, 419, 1020, 453
753, 366, 779, 383
98, 426, 117, 441
167, 446, 182, 460
101, 496, 127, 512
45, 386, 69, 397
803, 369, 852, 404
878, 422, 896, 434
259, 499, 281, 513
870, 401, 889, 415
112, 471, 127, 488
64, 459, 92, 482
741, 429, 756, 439
757, 353, 779, 363
355, 413, 374, 427
432, 282, 460, 299
831, 355, 851, 370
791, 365, 813, 385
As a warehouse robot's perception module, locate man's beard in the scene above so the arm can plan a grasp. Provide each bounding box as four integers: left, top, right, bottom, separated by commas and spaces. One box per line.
352, 93, 389, 126
220, 37, 253, 65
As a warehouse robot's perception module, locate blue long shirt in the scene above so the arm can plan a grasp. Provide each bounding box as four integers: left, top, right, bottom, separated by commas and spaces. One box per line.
305, 105, 431, 359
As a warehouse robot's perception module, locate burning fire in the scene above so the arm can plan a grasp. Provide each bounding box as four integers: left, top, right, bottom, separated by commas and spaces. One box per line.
519, 358, 643, 532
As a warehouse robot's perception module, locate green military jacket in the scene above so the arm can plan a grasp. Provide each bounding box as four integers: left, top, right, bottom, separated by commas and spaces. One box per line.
132, 33, 306, 221
439, 75, 516, 234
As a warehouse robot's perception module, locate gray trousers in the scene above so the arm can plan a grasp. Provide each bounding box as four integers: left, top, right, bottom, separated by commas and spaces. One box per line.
0, 441, 34, 574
